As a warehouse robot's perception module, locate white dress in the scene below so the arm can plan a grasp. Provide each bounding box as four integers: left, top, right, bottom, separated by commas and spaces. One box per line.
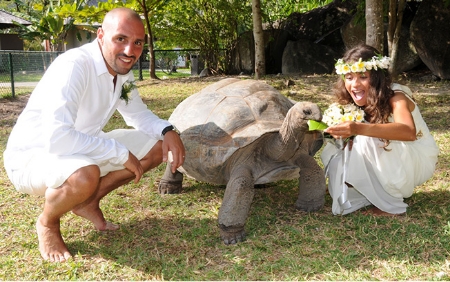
320, 84, 439, 215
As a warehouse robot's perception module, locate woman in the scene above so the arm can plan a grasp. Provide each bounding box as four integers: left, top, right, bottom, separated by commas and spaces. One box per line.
321, 44, 439, 216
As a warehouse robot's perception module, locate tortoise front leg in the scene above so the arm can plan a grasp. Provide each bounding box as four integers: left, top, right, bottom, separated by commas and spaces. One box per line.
158, 162, 184, 194
218, 167, 255, 245
295, 155, 326, 211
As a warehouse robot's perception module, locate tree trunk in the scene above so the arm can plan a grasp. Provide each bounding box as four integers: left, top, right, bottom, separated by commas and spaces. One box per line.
387, 0, 397, 54
365, 0, 384, 53
252, 0, 265, 79
143, 11, 159, 79
389, 0, 406, 78
137, 0, 159, 80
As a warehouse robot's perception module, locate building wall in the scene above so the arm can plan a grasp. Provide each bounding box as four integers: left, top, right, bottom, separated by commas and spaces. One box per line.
0, 34, 24, 50
64, 27, 97, 50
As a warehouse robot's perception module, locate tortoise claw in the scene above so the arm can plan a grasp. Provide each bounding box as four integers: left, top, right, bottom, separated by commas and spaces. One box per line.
219, 225, 246, 245
158, 180, 182, 194
295, 197, 325, 212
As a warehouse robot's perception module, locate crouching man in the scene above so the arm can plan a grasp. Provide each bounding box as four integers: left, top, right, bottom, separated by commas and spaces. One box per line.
3, 7, 185, 262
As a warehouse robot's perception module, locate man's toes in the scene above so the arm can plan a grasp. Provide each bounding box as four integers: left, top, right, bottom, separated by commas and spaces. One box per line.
48, 253, 71, 263
106, 222, 119, 230
97, 221, 119, 231
40, 252, 50, 261
61, 252, 72, 262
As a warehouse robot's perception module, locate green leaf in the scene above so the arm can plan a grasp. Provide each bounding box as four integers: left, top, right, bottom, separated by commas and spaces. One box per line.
308, 120, 328, 131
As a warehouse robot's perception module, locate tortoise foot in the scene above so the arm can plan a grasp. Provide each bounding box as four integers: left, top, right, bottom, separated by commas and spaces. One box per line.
219, 224, 246, 245
295, 197, 325, 212
158, 180, 182, 194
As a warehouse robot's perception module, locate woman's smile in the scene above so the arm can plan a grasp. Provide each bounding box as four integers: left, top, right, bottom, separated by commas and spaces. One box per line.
344, 71, 370, 106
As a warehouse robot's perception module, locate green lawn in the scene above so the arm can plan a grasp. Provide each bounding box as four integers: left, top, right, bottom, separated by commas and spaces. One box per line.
0, 74, 449, 280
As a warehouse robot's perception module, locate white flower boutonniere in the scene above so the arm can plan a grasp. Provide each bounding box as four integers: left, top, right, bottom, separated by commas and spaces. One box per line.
120, 80, 137, 104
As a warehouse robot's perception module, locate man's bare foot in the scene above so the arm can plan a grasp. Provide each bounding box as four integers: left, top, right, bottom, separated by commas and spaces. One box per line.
36, 215, 72, 262
72, 203, 119, 231
101, 221, 120, 231
361, 206, 405, 217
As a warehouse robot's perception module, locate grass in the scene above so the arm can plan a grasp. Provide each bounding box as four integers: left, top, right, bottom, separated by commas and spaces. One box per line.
16, 72, 44, 82
0, 73, 449, 280
0, 69, 190, 99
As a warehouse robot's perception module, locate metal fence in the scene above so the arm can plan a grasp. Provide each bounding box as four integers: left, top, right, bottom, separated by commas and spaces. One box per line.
0, 49, 202, 98
0, 50, 63, 97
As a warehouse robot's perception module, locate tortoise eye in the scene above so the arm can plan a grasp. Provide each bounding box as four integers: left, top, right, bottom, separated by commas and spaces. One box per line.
303, 109, 312, 115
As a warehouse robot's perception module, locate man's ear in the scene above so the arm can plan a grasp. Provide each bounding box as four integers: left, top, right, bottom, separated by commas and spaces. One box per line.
97, 27, 104, 43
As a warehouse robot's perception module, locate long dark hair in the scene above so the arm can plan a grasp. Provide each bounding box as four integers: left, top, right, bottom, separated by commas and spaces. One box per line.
333, 44, 394, 125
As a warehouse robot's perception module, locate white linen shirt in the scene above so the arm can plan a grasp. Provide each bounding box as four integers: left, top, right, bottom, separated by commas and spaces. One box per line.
4, 39, 170, 170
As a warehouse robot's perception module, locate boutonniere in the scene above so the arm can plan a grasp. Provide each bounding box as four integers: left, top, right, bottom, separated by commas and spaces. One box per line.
120, 80, 137, 104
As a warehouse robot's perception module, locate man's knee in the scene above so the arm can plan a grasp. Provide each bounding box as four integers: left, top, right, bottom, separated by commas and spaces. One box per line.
65, 165, 100, 194
45, 165, 100, 203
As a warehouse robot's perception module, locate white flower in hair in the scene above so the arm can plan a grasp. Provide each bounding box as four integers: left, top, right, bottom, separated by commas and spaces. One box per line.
335, 55, 391, 75
378, 56, 391, 69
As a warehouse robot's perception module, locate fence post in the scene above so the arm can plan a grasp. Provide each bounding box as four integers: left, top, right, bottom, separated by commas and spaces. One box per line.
9, 53, 15, 98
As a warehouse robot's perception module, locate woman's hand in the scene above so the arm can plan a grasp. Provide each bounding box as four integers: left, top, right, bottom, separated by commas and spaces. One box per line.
324, 121, 357, 140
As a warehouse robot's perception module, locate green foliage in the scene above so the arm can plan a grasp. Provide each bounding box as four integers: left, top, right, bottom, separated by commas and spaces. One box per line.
12, 0, 85, 51
1, 0, 347, 73
15, 13, 73, 51
154, 0, 251, 71
9, 0, 130, 51
75, 0, 128, 24
261, 0, 333, 26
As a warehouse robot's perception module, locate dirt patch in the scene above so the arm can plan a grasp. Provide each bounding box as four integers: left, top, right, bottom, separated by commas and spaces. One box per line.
0, 94, 30, 126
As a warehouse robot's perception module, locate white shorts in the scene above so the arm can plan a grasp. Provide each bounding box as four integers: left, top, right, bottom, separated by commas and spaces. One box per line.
4, 129, 158, 196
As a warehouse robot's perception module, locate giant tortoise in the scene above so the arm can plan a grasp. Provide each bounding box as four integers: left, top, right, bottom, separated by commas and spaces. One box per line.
158, 78, 326, 244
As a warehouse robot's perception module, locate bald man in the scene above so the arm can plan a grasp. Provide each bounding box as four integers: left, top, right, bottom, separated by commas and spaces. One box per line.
3, 8, 185, 262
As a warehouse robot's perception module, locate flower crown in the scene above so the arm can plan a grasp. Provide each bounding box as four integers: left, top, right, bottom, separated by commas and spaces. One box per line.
335, 56, 391, 75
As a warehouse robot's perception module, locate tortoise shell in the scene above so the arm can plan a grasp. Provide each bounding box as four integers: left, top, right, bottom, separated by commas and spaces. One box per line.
169, 78, 294, 183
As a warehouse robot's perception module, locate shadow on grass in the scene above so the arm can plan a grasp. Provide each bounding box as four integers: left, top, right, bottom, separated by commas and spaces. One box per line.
64, 184, 450, 280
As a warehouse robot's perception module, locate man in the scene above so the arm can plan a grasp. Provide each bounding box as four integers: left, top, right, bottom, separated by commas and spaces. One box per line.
3, 8, 185, 263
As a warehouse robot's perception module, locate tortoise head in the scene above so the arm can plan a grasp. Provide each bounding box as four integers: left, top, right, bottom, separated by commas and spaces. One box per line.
280, 101, 322, 141
288, 101, 322, 124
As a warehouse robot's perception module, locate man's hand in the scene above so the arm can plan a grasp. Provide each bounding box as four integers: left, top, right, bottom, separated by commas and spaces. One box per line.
123, 152, 144, 183
162, 130, 185, 173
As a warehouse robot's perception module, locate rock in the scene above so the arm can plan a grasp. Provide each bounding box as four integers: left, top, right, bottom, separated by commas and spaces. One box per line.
282, 40, 337, 75
410, 0, 450, 79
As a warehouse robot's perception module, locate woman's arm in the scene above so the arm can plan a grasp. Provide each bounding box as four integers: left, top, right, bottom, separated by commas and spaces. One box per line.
324, 92, 417, 141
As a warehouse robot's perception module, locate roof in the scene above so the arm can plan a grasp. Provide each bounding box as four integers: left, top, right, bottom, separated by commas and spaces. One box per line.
0, 10, 31, 28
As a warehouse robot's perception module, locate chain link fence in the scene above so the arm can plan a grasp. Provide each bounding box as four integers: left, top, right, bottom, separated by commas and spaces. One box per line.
0, 50, 63, 98
0, 49, 201, 98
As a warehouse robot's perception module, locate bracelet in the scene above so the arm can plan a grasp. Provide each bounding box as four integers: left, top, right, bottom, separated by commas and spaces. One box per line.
161, 125, 174, 136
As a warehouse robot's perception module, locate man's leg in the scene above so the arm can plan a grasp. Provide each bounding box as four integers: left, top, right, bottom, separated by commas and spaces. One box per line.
38, 141, 163, 262
72, 141, 163, 230
37, 164, 100, 262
